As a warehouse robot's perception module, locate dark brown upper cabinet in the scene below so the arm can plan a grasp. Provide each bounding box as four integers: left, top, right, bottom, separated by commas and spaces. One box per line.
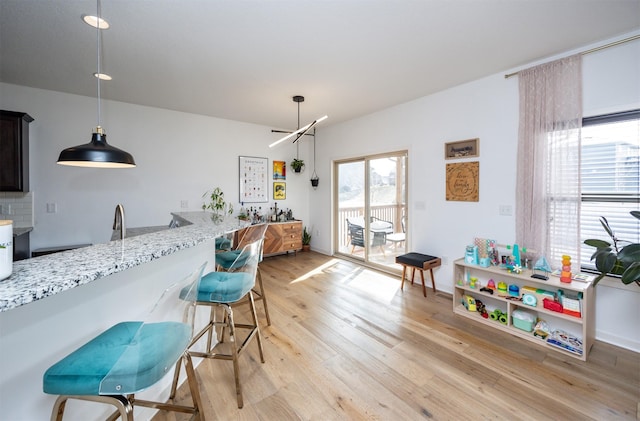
1, 110, 33, 192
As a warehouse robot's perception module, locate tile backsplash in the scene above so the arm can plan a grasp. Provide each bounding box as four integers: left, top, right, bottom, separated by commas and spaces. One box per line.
0, 192, 34, 228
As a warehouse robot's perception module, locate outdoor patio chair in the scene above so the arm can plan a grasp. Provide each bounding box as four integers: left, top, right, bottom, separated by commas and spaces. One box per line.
347, 219, 387, 255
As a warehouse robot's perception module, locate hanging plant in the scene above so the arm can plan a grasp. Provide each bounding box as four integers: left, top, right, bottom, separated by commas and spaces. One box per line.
291, 158, 305, 173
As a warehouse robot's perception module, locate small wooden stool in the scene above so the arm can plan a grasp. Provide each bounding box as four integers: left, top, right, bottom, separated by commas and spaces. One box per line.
396, 253, 441, 297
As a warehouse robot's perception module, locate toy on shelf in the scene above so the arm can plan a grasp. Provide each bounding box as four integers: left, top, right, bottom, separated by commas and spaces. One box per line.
489, 309, 508, 324
486, 279, 496, 290
531, 255, 551, 280
511, 244, 521, 268
547, 330, 583, 355
480, 286, 494, 295
465, 245, 479, 265
475, 299, 488, 318
462, 295, 477, 312
522, 293, 537, 307
533, 320, 550, 340
508, 284, 520, 297
497, 282, 508, 297
560, 255, 572, 283
469, 277, 478, 289
558, 289, 582, 318
508, 264, 523, 274
512, 309, 536, 332
474, 238, 498, 267
543, 298, 563, 313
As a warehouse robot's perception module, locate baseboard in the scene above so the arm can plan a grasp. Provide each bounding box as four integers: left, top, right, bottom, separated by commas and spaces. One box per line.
595, 330, 640, 353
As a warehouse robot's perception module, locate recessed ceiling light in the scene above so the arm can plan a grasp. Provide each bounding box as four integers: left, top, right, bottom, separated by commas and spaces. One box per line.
93, 72, 112, 81
82, 14, 109, 29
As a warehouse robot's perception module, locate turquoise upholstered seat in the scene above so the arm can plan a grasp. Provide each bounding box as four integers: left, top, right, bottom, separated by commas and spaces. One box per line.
215, 249, 249, 269
197, 271, 254, 303
215, 236, 231, 251
43, 263, 206, 420
44, 321, 190, 396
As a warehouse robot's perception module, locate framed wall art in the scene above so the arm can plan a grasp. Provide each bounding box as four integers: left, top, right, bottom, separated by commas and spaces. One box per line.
445, 138, 479, 159
446, 161, 479, 202
239, 156, 268, 203
273, 160, 286, 180
273, 182, 286, 200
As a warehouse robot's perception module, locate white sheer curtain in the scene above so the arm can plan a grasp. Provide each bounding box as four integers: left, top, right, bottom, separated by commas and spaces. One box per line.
516, 55, 582, 269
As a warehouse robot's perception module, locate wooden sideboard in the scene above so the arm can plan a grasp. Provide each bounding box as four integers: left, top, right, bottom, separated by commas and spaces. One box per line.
237, 221, 302, 256
264, 220, 302, 255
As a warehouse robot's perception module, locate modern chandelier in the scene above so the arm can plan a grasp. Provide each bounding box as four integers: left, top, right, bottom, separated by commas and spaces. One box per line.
269, 96, 327, 148
57, 0, 136, 168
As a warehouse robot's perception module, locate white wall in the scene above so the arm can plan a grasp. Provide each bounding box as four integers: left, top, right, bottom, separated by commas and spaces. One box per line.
313, 34, 640, 351
1, 33, 638, 352
0, 82, 312, 250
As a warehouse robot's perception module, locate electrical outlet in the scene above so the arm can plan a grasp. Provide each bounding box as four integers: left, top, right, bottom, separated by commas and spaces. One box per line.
46, 203, 57, 213
315, 229, 320, 237
499, 205, 513, 216
442, 256, 449, 265
0, 204, 10, 215
181, 200, 189, 209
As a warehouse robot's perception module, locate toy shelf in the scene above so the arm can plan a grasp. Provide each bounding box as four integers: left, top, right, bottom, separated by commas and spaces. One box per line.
455, 284, 584, 325
453, 258, 595, 361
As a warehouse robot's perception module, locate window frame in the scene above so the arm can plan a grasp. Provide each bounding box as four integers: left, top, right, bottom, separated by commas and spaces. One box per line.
580, 109, 640, 272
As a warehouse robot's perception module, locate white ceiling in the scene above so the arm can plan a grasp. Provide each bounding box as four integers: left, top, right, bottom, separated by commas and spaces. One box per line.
1, 0, 639, 131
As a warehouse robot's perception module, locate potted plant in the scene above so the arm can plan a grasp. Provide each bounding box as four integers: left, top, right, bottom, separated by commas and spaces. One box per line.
302, 226, 311, 251
202, 187, 234, 220
291, 158, 305, 173
584, 210, 640, 287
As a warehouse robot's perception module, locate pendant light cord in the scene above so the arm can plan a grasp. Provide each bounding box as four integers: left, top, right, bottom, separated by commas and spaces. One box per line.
296, 100, 300, 159
96, 0, 102, 128
312, 127, 317, 177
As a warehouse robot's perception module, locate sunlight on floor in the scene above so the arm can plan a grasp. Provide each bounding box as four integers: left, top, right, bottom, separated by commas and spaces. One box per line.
289, 258, 342, 284
290, 258, 400, 303
341, 267, 400, 303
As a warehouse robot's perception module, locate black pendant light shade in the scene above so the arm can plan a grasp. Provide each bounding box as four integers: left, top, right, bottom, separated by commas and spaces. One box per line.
57, 127, 136, 168
57, 0, 136, 169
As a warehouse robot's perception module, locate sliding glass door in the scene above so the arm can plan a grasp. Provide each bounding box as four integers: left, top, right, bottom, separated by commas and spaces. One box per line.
335, 151, 407, 271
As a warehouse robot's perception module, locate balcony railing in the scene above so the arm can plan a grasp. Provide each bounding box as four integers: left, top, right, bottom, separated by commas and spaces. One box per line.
337, 204, 405, 248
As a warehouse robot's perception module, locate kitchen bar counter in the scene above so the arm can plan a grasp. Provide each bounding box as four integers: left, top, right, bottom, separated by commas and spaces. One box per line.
0, 212, 248, 312
0, 211, 249, 421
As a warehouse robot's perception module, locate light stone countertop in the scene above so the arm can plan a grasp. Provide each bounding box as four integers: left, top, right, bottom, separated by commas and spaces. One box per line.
0, 212, 249, 312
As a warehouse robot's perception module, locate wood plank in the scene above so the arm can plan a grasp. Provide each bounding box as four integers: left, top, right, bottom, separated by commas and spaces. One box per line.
155, 252, 640, 420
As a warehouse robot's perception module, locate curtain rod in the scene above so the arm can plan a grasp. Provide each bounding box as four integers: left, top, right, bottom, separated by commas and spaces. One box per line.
504, 34, 640, 79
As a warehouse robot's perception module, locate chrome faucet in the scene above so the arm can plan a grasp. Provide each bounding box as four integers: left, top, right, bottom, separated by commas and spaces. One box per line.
113, 204, 126, 241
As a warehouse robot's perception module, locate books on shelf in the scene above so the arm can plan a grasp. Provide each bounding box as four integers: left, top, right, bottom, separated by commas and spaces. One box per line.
546, 330, 583, 355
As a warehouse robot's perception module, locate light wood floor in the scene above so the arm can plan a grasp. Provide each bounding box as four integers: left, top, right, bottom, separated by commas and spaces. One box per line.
157, 251, 640, 420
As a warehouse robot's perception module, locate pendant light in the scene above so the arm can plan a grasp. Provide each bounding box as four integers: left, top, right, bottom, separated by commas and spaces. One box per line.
57, 0, 135, 168
269, 96, 327, 148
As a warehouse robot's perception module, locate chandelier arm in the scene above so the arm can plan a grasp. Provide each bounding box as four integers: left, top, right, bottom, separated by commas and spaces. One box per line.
292, 115, 328, 144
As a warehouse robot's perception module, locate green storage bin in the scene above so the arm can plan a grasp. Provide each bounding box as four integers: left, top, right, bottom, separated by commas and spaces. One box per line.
512, 309, 536, 332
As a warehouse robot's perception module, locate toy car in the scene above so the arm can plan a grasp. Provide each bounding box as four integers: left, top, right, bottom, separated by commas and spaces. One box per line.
461, 295, 476, 312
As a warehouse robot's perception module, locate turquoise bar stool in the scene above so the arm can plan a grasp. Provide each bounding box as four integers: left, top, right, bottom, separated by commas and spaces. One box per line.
215, 224, 271, 325
43, 263, 207, 421
215, 235, 232, 251
175, 224, 267, 408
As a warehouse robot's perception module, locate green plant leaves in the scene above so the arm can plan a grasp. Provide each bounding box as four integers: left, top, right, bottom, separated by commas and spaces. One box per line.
584, 211, 640, 287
